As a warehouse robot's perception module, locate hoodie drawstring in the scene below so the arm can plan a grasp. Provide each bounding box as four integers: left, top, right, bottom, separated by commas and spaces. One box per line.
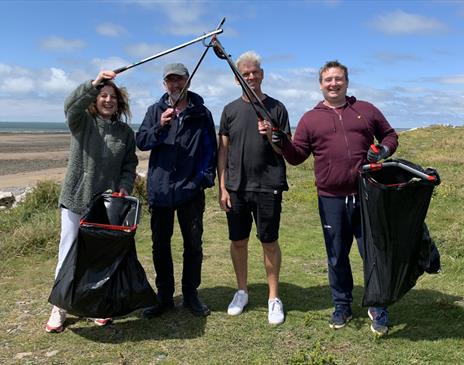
345, 194, 356, 206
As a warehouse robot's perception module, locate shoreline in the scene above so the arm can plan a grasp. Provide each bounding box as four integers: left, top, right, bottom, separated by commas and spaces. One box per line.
0, 132, 149, 194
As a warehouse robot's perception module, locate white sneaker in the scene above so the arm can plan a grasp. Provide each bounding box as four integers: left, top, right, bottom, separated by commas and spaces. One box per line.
45, 306, 67, 333
227, 290, 249, 316
268, 298, 284, 325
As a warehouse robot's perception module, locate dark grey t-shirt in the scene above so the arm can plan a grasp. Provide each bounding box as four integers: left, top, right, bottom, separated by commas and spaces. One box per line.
219, 96, 291, 192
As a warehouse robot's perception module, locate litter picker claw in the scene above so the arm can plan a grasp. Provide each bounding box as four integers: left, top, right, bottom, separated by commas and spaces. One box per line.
171, 17, 226, 111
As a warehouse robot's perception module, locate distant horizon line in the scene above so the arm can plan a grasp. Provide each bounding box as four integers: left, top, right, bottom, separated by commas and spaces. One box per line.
2, 121, 463, 132
0, 121, 430, 132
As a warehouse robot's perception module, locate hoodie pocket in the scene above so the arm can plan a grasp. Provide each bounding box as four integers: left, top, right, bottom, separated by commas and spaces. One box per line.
316, 158, 358, 192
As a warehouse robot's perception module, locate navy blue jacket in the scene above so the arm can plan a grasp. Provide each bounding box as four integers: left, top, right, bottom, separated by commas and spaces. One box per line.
136, 91, 217, 208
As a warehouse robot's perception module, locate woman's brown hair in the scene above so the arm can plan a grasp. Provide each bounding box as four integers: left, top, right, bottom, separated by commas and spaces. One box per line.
88, 80, 132, 123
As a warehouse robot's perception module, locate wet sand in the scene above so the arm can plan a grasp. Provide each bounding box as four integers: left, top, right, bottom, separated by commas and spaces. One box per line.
0, 133, 149, 193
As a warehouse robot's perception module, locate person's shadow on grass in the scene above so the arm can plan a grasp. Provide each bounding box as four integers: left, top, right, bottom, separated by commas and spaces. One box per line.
68, 296, 207, 343
69, 282, 463, 342
69, 282, 332, 343
378, 289, 464, 340
201, 282, 334, 314
203, 282, 464, 341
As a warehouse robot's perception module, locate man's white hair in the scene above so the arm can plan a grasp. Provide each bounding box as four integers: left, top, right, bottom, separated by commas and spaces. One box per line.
236, 51, 262, 68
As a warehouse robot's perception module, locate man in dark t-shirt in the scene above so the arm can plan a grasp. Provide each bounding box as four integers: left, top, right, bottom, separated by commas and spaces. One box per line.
217, 51, 291, 325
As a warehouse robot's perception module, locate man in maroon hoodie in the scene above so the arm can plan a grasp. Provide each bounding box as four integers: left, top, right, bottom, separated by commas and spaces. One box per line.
277, 60, 398, 336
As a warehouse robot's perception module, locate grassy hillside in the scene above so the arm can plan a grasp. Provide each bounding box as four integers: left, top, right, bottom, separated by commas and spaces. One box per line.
0, 125, 463, 364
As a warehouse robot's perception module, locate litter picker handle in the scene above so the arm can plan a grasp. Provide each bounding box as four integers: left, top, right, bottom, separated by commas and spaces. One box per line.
370, 144, 380, 154
113, 28, 223, 74
362, 161, 438, 182
116, 195, 141, 226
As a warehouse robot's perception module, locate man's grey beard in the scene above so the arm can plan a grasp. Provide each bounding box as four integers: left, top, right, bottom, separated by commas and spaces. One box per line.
169, 91, 185, 104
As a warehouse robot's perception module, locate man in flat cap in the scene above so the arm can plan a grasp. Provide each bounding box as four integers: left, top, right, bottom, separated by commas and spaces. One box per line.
137, 63, 217, 317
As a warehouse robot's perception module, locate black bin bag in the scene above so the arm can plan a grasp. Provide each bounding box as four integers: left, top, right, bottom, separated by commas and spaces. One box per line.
48, 192, 156, 318
359, 159, 440, 307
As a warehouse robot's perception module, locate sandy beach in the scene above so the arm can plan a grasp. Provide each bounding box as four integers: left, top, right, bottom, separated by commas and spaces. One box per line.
0, 133, 149, 193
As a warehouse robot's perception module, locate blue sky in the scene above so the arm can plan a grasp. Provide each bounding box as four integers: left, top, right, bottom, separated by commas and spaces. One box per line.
1, 0, 463, 128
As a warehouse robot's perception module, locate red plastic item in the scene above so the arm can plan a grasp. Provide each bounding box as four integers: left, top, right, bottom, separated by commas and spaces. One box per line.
370, 144, 380, 154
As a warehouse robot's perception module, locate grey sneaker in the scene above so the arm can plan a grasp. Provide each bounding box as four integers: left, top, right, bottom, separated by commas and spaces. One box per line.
368, 307, 389, 336
227, 290, 249, 316
329, 305, 352, 329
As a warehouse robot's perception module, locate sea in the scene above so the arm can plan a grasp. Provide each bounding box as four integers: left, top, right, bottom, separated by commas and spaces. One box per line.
0, 121, 142, 133
0, 121, 410, 134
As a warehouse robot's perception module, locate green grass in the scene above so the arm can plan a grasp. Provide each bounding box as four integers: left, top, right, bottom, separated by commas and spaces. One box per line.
0, 125, 463, 364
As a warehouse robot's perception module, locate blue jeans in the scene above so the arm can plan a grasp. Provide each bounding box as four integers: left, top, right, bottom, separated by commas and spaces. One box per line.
318, 195, 363, 307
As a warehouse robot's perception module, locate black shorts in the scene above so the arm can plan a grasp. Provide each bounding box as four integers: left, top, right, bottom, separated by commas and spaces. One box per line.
226, 190, 282, 243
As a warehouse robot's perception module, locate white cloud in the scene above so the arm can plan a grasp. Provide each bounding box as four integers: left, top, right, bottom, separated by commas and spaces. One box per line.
192, 70, 238, 98
40, 36, 86, 51
416, 74, 464, 85
350, 83, 464, 127
0, 65, 78, 98
0, 65, 34, 94
96, 22, 127, 37
125, 43, 166, 59
1, 60, 462, 128
438, 74, 464, 84
0, 63, 13, 76
0, 64, 31, 78
1, 77, 35, 94
373, 52, 419, 64
369, 10, 448, 35
155, 0, 204, 24
39, 68, 76, 93
277, 88, 307, 98
0, 97, 64, 122
131, 0, 211, 36
91, 56, 131, 73
164, 23, 210, 37
287, 67, 319, 77
323, 0, 341, 7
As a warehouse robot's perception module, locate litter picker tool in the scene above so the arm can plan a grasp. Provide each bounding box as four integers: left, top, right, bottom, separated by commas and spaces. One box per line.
171, 17, 226, 111
113, 28, 223, 74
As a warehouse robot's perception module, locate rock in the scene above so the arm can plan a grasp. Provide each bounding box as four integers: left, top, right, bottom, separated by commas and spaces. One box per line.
14, 352, 32, 359
136, 169, 147, 178
0, 192, 15, 208
154, 353, 168, 362
46, 350, 59, 357
0, 187, 32, 209
12, 187, 32, 207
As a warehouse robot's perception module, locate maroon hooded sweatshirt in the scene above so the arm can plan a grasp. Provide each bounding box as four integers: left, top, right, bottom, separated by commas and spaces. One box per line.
281, 96, 398, 197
